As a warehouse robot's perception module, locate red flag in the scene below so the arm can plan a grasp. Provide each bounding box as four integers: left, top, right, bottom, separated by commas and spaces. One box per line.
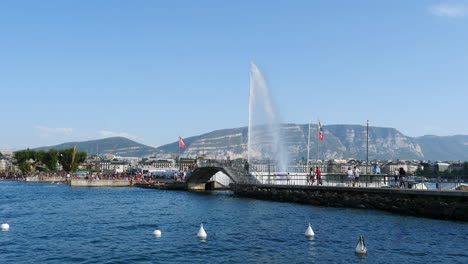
179, 136, 187, 148
318, 121, 324, 141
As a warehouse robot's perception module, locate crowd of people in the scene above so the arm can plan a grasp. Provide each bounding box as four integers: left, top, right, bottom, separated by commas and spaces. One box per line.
0, 171, 68, 180
305, 166, 410, 188
394, 167, 407, 188
307, 166, 322, 185
2, 163, 412, 189
346, 166, 361, 187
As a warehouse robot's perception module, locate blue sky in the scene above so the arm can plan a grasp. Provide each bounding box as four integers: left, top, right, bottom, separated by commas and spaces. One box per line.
1, 0, 468, 150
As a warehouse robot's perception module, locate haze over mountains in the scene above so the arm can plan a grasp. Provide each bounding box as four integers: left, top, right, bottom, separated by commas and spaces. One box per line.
34, 124, 468, 161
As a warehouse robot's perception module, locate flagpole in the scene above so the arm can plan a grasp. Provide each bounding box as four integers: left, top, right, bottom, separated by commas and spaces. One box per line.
307, 121, 310, 167
317, 119, 320, 162
366, 120, 369, 175
178, 137, 180, 170
178, 136, 188, 170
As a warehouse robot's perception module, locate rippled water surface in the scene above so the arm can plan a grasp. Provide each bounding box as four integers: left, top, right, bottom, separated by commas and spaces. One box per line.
1, 181, 467, 263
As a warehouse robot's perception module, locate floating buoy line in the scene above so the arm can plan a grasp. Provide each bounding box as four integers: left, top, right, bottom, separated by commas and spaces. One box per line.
3, 220, 366, 254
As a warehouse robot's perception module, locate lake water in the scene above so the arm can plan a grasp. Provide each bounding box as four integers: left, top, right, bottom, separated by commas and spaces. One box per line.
1, 181, 467, 263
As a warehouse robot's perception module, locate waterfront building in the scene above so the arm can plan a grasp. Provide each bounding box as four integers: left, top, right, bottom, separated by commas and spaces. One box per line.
381, 161, 404, 174
0, 156, 16, 172
140, 158, 176, 170
0, 157, 11, 172
338, 159, 359, 173
436, 162, 450, 172
109, 160, 130, 173
83, 156, 130, 173
180, 158, 196, 171
326, 160, 339, 173
381, 160, 420, 175
448, 162, 464, 172
420, 161, 437, 173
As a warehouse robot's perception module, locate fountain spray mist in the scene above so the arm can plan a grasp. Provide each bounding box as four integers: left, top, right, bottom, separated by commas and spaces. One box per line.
248, 62, 289, 172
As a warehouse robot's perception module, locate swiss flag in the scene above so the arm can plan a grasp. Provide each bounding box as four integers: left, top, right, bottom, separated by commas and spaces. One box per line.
318, 121, 324, 141
179, 136, 187, 148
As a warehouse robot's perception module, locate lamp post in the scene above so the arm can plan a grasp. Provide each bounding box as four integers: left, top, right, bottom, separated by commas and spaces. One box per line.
366, 120, 369, 187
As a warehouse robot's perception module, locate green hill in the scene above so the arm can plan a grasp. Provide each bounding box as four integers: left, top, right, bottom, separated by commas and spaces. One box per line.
34, 137, 160, 157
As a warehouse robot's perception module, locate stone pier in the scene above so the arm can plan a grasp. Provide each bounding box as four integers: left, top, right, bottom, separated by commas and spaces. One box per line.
233, 184, 468, 221
26, 176, 67, 183
70, 179, 132, 187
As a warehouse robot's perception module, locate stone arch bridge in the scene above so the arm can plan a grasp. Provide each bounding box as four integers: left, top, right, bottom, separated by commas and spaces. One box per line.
185, 161, 257, 190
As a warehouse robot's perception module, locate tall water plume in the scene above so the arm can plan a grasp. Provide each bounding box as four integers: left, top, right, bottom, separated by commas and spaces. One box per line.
248, 62, 289, 172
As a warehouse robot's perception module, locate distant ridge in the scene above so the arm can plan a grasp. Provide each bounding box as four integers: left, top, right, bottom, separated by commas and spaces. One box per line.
414, 135, 468, 161
32, 125, 468, 160
34, 137, 160, 157
156, 124, 468, 161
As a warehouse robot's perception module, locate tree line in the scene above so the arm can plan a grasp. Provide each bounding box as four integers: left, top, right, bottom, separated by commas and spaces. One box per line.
13, 148, 87, 173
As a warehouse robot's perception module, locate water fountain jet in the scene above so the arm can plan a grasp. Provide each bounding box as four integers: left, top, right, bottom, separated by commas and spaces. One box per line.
248, 62, 289, 172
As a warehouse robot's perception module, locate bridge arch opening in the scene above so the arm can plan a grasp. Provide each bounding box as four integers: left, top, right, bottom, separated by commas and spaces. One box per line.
186, 167, 239, 190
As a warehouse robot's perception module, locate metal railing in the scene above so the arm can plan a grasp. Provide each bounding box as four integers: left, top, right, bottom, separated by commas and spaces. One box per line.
251, 173, 467, 191
193, 160, 467, 191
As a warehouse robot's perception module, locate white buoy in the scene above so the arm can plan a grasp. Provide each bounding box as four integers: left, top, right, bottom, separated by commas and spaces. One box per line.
152, 230, 162, 237
355, 235, 367, 255
1, 223, 10, 231
304, 223, 315, 239
197, 224, 207, 240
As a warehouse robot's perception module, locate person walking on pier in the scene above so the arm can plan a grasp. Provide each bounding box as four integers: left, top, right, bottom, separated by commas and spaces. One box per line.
347, 167, 354, 187
353, 166, 360, 187
315, 166, 322, 185
394, 169, 400, 186
308, 167, 315, 185
399, 167, 406, 188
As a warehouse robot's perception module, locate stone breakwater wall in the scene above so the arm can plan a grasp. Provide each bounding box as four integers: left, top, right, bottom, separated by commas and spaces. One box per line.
70, 179, 131, 187
233, 184, 468, 221
26, 176, 67, 182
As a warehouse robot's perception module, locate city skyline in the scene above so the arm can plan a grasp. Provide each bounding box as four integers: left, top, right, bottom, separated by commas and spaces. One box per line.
1, 0, 468, 150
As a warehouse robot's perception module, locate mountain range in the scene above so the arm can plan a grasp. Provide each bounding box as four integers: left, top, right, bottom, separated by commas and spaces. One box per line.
34, 124, 468, 161
34, 137, 161, 157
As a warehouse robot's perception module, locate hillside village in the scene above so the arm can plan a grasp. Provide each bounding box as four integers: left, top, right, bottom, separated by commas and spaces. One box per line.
1, 149, 467, 178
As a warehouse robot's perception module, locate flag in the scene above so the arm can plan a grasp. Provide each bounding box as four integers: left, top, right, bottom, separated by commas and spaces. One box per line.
179, 136, 187, 148
318, 121, 324, 141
